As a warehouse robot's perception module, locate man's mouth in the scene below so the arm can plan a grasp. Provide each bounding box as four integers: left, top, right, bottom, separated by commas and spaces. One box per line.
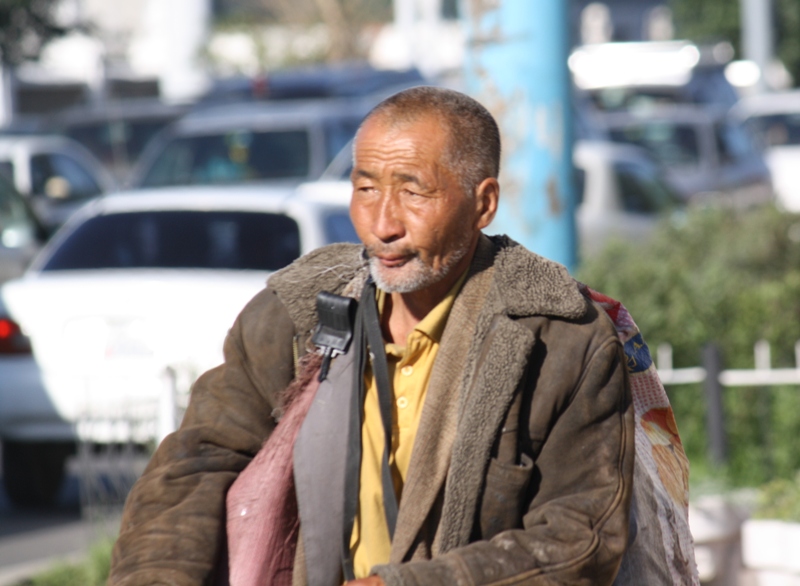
375, 254, 409, 268
368, 246, 417, 269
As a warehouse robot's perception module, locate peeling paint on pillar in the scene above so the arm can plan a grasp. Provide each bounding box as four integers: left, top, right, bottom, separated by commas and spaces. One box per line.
461, 0, 576, 271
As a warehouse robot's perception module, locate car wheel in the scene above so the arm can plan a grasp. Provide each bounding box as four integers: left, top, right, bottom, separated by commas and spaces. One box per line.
1, 440, 75, 507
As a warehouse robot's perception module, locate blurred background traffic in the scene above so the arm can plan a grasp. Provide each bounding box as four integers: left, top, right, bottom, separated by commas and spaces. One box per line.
0, 0, 798, 584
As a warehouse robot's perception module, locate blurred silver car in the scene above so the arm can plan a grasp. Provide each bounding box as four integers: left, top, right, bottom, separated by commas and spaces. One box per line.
0, 184, 356, 506
589, 105, 773, 205
732, 90, 800, 212
0, 135, 116, 231
575, 140, 682, 258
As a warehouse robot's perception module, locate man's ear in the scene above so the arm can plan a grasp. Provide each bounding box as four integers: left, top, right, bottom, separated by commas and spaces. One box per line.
474, 177, 499, 230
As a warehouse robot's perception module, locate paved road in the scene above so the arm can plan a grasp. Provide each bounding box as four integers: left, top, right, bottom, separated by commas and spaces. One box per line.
0, 453, 133, 586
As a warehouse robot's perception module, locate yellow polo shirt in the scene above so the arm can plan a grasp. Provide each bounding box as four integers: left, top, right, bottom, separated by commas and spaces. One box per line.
349, 273, 466, 578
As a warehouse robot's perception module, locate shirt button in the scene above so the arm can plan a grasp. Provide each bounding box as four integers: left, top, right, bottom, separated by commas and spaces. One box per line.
401, 365, 413, 376
397, 396, 409, 409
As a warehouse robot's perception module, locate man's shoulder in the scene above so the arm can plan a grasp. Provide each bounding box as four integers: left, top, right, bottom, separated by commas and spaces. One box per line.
267, 242, 368, 333
484, 235, 587, 322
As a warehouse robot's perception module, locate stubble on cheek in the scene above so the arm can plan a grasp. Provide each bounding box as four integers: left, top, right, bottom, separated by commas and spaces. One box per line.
366, 233, 471, 294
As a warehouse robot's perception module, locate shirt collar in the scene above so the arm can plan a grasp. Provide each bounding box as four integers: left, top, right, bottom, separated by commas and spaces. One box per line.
376, 269, 468, 346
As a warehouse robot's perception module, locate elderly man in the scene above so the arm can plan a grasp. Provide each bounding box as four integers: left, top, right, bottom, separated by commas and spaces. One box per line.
109, 87, 634, 585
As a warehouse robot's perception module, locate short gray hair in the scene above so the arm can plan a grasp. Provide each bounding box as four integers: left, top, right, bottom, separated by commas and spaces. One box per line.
358, 86, 501, 197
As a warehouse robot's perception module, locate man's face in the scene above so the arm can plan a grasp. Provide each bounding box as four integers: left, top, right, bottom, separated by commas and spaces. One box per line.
350, 114, 481, 294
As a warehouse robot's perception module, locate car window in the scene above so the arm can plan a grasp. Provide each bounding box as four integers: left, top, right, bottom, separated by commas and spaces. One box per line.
745, 113, 800, 148
715, 121, 759, 164
574, 166, 586, 206
66, 119, 174, 168
321, 140, 354, 180
323, 117, 362, 167
609, 122, 700, 168
324, 211, 359, 244
0, 178, 37, 248
30, 153, 103, 200
588, 87, 682, 112
41, 210, 301, 271
614, 161, 680, 214
140, 130, 311, 187
0, 161, 14, 184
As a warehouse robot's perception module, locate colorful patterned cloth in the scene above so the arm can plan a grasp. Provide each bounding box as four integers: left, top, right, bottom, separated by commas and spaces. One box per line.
585, 286, 700, 586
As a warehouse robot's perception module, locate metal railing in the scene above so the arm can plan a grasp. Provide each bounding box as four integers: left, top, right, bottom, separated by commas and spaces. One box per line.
654, 340, 800, 468
72, 362, 195, 528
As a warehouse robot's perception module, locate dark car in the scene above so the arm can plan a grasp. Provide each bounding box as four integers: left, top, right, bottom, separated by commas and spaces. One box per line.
198, 63, 425, 104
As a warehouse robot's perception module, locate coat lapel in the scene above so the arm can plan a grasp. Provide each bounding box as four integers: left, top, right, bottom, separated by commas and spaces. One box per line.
436, 310, 537, 552
389, 239, 496, 563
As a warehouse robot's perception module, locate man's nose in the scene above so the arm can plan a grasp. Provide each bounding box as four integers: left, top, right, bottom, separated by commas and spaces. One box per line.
372, 193, 405, 242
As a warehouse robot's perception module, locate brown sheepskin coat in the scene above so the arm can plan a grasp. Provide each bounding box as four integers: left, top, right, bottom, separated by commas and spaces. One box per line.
109, 234, 634, 586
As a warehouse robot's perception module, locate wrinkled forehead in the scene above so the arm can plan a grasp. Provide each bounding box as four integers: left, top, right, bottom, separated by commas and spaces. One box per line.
354, 110, 454, 159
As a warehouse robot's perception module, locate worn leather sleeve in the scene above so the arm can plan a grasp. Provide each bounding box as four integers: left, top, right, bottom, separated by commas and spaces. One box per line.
375, 333, 634, 586
109, 287, 296, 586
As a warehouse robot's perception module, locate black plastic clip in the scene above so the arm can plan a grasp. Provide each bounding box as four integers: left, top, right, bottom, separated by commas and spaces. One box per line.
311, 291, 357, 382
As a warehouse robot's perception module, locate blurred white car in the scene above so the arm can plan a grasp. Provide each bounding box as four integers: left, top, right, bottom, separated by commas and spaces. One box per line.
732, 90, 800, 212
0, 184, 357, 506
0, 135, 116, 231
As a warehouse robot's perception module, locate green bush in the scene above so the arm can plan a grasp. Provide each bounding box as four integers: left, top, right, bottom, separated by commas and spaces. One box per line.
16, 539, 113, 586
754, 472, 800, 521
577, 205, 800, 487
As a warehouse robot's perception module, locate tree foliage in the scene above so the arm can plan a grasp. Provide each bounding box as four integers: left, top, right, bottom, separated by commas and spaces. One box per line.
219, 0, 393, 61
0, 0, 67, 66
578, 205, 800, 487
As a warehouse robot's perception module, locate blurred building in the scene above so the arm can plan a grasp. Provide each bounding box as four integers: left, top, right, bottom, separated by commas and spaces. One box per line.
1, 0, 678, 127
1, 0, 212, 125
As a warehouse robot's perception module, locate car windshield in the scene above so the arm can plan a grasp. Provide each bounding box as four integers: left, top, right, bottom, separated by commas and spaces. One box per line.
30, 153, 103, 200
324, 210, 359, 243
588, 87, 683, 112
745, 113, 800, 147
139, 129, 311, 187
614, 161, 681, 214
65, 118, 175, 168
0, 177, 37, 248
715, 121, 760, 163
608, 122, 701, 168
41, 210, 301, 271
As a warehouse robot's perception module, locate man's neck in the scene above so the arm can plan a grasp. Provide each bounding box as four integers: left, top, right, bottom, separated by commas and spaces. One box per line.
380, 245, 476, 344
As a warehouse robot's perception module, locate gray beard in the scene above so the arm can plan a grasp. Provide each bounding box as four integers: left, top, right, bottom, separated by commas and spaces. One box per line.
368, 242, 470, 294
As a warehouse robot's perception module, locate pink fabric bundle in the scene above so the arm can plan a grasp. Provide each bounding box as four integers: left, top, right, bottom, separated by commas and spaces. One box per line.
225, 353, 323, 586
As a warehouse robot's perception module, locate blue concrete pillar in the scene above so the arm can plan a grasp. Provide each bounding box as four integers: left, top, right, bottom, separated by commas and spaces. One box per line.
461, 0, 576, 271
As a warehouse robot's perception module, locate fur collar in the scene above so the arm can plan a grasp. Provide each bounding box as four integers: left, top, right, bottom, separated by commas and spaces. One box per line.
267, 234, 587, 333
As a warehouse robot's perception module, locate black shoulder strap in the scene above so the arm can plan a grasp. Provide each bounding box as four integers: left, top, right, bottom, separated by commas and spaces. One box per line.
340, 280, 399, 580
